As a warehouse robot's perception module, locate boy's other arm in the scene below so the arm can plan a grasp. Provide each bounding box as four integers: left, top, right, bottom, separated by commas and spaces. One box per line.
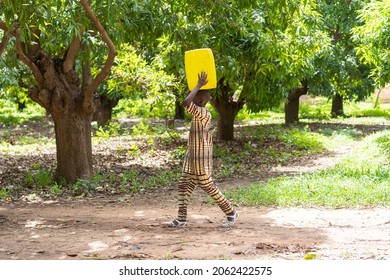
182, 71, 208, 107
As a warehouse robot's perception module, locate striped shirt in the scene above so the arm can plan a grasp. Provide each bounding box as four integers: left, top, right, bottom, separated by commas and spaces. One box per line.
182, 102, 213, 175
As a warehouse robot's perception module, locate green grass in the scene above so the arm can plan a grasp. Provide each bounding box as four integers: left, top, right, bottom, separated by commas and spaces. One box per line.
0, 100, 46, 124
231, 129, 390, 208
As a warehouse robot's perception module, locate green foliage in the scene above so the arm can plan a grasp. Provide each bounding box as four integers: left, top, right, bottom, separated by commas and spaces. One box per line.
353, 0, 390, 87
309, 0, 375, 103
109, 44, 177, 119
299, 102, 331, 120
0, 188, 11, 198
232, 129, 390, 207
94, 121, 125, 139
50, 183, 62, 195
69, 179, 98, 196
0, 99, 46, 124
98, 169, 180, 194
171, 145, 187, 160
119, 171, 140, 193
131, 119, 153, 138
277, 126, 325, 152
23, 166, 53, 189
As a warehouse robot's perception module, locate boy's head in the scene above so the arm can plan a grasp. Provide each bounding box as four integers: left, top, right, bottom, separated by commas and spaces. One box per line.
193, 90, 211, 107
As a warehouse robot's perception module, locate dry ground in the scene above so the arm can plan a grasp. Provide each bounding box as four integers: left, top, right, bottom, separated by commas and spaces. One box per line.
1, 137, 390, 260
1, 193, 390, 260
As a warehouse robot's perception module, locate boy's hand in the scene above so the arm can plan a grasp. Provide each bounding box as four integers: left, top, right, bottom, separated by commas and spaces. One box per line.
197, 71, 208, 88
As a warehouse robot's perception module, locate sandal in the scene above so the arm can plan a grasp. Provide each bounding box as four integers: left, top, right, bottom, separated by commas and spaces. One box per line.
223, 211, 239, 228
168, 219, 187, 228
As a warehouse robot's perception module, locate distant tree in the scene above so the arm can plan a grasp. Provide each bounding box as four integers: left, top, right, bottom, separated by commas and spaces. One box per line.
310, 0, 375, 118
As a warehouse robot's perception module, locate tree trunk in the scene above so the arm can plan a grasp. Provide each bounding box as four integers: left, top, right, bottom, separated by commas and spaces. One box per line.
285, 94, 300, 124
27, 52, 97, 185
285, 80, 308, 125
331, 93, 344, 117
210, 79, 244, 141
175, 99, 185, 120
53, 112, 93, 183
215, 109, 236, 141
93, 94, 119, 126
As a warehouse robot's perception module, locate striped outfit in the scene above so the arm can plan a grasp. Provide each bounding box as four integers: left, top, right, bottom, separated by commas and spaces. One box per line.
177, 102, 234, 222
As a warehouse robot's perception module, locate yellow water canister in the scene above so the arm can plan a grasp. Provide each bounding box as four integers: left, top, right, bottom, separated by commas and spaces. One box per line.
184, 48, 217, 90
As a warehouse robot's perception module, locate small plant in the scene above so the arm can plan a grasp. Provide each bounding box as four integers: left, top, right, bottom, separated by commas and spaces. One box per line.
127, 144, 141, 158
35, 169, 53, 187
70, 179, 97, 196
171, 145, 187, 160
95, 121, 123, 139
50, 183, 62, 195
131, 120, 153, 138
0, 188, 11, 198
120, 171, 141, 193
23, 165, 53, 189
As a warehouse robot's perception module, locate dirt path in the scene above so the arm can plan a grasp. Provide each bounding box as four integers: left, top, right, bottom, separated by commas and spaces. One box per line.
1, 139, 390, 260
1, 199, 390, 260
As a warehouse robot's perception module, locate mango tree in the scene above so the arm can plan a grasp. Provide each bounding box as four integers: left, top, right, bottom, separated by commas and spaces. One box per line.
309, 0, 375, 117
353, 0, 390, 88
0, 0, 117, 184
157, 0, 329, 139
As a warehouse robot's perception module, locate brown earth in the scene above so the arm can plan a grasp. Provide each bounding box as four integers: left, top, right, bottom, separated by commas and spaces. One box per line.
1, 135, 390, 260
1, 191, 390, 260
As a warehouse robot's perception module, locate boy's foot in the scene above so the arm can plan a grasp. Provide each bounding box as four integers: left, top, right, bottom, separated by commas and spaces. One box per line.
168, 219, 187, 228
223, 211, 239, 228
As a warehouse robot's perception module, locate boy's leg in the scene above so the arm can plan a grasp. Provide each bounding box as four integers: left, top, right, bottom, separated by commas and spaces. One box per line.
177, 173, 196, 222
196, 174, 234, 215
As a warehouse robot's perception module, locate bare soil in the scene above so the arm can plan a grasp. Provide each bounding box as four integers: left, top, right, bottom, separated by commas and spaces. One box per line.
0, 142, 390, 260
1, 192, 390, 260
1, 137, 390, 260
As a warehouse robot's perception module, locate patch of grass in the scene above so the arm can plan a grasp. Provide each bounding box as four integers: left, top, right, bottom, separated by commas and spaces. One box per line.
87, 169, 180, 195
299, 102, 331, 120
231, 129, 390, 207
0, 188, 11, 198
0, 137, 55, 154
0, 101, 46, 124
277, 126, 325, 153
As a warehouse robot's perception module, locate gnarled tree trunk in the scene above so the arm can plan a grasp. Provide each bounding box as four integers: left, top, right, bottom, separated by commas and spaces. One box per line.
27, 53, 96, 184
14, 0, 116, 184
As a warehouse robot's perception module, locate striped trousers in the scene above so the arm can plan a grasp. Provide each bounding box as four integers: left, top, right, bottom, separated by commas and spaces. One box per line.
177, 173, 234, 222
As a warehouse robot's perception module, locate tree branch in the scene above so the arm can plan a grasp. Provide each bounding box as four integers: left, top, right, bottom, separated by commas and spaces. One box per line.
0, 22, 10, 56
82, 58, 92, 92
63, 30, 83, 74
15, 28, 43, 87
79, 0, 116, 108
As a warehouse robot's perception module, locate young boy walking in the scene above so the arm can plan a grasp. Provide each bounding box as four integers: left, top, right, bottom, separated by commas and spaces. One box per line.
169, 71, 238, 228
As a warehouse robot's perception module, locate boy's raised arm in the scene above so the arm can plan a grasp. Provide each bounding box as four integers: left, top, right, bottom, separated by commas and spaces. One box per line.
182, 71, 208, 107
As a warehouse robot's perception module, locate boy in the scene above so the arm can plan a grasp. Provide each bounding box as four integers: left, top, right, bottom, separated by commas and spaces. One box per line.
169, 71, 238, 228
